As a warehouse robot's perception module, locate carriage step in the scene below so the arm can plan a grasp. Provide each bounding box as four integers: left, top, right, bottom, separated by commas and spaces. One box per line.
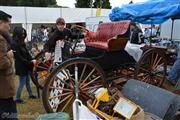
111, 78, 128, 90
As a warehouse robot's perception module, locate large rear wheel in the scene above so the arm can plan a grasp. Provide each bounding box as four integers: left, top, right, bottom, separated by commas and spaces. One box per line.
42, 58, 107, 114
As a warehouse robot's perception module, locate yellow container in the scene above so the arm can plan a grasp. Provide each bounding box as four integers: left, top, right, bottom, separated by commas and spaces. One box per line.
87, 100, 144, 120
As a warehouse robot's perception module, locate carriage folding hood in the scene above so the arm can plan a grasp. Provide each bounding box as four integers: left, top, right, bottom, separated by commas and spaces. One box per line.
85, 16, 110, 32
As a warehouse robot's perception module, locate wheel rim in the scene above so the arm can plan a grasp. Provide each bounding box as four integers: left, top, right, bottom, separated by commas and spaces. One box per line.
43, 58, 106, 113
135, 50, 167, 86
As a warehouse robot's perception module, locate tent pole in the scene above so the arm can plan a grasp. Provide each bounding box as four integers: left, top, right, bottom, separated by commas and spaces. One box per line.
150, 20, 152, 47
170, 19, 174, 41
91, 0, 93, 17
24, 7, 28, 42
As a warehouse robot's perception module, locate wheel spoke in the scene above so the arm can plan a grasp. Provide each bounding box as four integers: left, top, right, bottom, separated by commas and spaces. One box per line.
150, 52, 154, 67
151, 78, 157, 85
81, 76, 101, 89
39, 62, 50, 68
48, 92, 73, 100
141, 75, 149, 82
139, 67, 149, 73
81, 84, 103, 91
151, 77, 158, 84
36, 60, 42, 64
153, 57, 162, 70
137, 73, 149, 77
60, 96, 74, 112
58, 94, 73, 105
79, 64, 87, 82
44, 63, 51, 68
153, 75, 164, 81
80, 92, 89, 100
38, 75, 48, 80
49, 86, 73, 92
66, 70, 75, 87
80, 68, 96, 87
153, 63, 164, 72
36, 66, 48, 70
144, 77, 151, 83
38, 72, 48, 79
152, 53, 159, 68
55, 76, 73, 89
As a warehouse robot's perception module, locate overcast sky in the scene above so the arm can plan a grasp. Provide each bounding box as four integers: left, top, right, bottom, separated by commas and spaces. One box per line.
56, 0, 147, 8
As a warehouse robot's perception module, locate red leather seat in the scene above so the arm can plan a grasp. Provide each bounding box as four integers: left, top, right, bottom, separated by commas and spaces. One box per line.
85, 21, 130, 51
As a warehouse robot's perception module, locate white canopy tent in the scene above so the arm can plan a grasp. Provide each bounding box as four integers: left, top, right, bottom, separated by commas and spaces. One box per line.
0, 6, 111, 41
0, 6, 111, 23
160, 19, 180, 41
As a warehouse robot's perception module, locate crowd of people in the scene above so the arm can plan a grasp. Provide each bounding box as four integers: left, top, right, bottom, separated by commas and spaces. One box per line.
143, 24, 160, 38
31, 25, 51, 43
0, 10, 179, 120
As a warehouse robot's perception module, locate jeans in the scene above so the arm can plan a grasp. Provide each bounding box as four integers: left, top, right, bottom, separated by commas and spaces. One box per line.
167, 47, 180, 81
16, 75, 33, 100
0, 98, 18, 120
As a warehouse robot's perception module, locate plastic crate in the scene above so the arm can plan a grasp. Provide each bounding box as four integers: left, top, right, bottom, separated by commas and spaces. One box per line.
36, 112, 70, 120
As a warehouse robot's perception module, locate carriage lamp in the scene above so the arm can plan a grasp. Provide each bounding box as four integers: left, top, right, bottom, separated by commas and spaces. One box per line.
92, 88, 110, 109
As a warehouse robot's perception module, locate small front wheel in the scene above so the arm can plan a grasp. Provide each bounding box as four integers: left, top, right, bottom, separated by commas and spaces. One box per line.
135, 48, 167, 87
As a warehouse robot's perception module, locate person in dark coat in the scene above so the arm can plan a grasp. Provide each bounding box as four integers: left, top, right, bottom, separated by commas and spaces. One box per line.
11, 27, 36, 104
129, 22, 144, 44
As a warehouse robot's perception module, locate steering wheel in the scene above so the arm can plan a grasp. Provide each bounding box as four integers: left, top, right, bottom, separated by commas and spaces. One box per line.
72, 25, 89, 33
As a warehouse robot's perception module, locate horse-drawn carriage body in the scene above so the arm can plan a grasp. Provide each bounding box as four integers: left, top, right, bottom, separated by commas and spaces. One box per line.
32, 20, 168, 114
83, 21, 136, 71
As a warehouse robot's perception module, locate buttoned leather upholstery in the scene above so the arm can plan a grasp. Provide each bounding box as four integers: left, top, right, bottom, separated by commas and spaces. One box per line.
85, 21, 130, 51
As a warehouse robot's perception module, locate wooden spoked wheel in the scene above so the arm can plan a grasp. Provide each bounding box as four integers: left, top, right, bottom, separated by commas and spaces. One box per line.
33, 60, 52, 89
31, 51, 53, 89
42, 58, 106, 114
135, 48, 167, 87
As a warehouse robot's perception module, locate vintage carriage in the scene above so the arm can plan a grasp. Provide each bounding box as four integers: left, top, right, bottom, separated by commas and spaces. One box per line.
25, 1, 180, 119
30, 20, 169, 114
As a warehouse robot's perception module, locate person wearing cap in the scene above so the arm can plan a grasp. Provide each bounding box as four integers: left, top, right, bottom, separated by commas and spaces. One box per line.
0, 11, 17, 120
44, 17, 85, 61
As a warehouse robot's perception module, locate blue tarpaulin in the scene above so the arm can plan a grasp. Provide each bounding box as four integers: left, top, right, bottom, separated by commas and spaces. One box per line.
109, 0, 180, 24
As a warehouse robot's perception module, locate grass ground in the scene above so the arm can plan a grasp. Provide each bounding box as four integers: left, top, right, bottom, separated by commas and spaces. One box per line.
15, 77, 45, 120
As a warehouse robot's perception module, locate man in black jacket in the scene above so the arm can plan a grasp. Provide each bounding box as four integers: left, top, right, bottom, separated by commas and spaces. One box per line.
44, 17, 84, 62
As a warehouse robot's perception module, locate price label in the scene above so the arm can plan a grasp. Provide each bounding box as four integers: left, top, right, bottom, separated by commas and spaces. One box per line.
113, 97, 138, 119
